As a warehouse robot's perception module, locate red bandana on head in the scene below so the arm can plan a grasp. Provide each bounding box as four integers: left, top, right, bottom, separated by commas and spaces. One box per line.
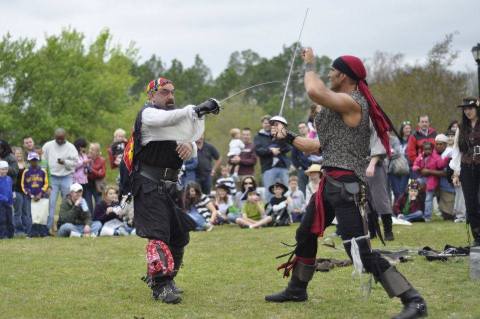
146, 77, 173, 95
333, 55, 393, 156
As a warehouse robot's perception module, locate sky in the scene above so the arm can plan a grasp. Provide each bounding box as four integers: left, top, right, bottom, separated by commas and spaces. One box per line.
1, 0, 479, 77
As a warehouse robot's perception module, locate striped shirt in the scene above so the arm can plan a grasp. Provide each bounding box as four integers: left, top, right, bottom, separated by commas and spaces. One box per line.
216, 176, 236, 195
195, 194, 212, 220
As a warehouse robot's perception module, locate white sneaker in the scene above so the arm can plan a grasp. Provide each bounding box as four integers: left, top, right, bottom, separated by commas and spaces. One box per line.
205, 223, 214, 232
454, 217, 466, 223
70, 231, 81, 238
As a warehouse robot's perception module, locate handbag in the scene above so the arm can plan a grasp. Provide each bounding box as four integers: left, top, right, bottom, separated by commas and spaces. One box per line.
389, 154, 410, 176
95, 178, 107, 193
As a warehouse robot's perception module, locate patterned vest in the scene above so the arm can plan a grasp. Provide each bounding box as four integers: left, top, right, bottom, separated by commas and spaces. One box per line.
315, 90, 371, 182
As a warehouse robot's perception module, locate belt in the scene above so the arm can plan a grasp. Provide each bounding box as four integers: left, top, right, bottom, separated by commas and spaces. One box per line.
138, 164, 179, 183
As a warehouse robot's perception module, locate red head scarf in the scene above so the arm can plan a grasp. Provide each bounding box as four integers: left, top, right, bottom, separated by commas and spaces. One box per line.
146, 77, 173, 95
332, 55, 394, 156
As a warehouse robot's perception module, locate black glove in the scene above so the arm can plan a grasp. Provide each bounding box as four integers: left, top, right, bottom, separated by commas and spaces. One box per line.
193, 98, 220, 118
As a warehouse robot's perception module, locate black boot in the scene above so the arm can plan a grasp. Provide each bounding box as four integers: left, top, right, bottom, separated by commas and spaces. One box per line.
170, 246, 184, 294
382, 214, 394, 241
471, 226, 480, 247
151, 278, 181, 304
378, 266, 427, 319
368, 215, 377, 239
265, 261, 315, 302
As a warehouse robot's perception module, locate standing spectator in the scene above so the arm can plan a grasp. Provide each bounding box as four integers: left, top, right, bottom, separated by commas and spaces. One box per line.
0, 140, 19, 187
34, 145, 48, 173
0, 161, 14, 239
399, 121, 413, 150
447, 120, 459, 132
412, 141, 448, 222
215, 165, 236, 196
23, 136, 35, 157
42, 128, 79, 232
226, 128, 245, 178
107, 128, 128, 170
85, 143, 106, 213
195, 135, 221, 195
21, 152, 49, 236
435, 134, 455, 220
451, 97, 480, 246
286, 175, 305, 223
12, 147, 30, 235
57, 183, 101, 237
180, 157, 198, 188
407, 115, 437, 164
306, 104, 321, 139
388, 122, 412, 202
254, 115, 291, 201
229, 128, 257, 179
291, 122, 312, 194
73, 138, 90, 198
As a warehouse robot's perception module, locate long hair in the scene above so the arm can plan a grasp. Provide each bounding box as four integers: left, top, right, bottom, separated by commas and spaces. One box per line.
183, 181, 203, 209
240, 175, 257, 193
0, 140, 13, 158
458, 108, 478, 153
398, 122, 412, 142
73, 138, 88, 153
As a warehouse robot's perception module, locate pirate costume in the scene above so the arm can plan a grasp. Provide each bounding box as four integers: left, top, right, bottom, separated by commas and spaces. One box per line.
265, 56, 427, 319
127, 77, 220, 304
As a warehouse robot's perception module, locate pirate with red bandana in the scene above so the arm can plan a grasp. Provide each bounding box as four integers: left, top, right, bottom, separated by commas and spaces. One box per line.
129, 77, 220, 304
265, 49, 427, 319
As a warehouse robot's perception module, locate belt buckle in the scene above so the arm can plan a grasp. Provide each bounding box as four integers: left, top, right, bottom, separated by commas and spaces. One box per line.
474, 146, 480, 157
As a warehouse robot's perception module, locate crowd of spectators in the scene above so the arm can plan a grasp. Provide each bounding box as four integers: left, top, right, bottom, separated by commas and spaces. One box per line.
0, 101, 476, 239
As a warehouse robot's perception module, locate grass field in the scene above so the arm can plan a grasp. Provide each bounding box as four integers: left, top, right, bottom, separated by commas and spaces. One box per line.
1, 220, 479, 319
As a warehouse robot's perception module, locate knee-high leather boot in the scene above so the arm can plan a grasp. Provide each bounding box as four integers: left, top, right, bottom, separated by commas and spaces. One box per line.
378, 266, 427, 319
382, 214, 394, 241
170, 246, 184, 294
265, 261, 316, 302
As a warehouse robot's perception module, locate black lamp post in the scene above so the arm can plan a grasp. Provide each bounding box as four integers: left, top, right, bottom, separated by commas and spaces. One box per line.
473, 43, 480, 96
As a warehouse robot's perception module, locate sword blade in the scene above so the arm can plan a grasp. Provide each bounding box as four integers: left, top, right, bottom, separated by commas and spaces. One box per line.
218, 81, 283, 104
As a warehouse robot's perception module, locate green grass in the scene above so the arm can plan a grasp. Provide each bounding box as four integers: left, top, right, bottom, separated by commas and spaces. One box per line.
1, 220, 479, 319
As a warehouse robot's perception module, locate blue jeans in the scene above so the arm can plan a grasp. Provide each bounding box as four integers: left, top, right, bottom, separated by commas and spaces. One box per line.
403, 210, 425, 222
197, 174, 212, 195
262, 167, 289, 202
0, 203, 14, 239
13, 192, 31, 234
297, 168, 308, 195
424, 191, 434, 220
48, 175, 73, 230
187, 208, 207, 231
388, 174, 409, 203
57, 221, 102, 237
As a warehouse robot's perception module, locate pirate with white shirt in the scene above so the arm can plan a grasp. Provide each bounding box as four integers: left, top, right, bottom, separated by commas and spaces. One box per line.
131, 77, 220, 304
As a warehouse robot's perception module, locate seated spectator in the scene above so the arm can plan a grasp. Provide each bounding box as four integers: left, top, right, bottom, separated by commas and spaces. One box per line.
184, 182, 217, 231
180, 157, 198, 187
304, 164, 322, 205
107, 128, 127, 169
235, 187, 265, 228
234, 175, 257, 209
286, 175, 305, 222
394, 181, 426, 222
250, 181, 291, 228
57, 183, 101, 237
215, 165, 236, 195
94, 186, 132, 236
227, 128, 245, 178
21, 152, 49, 237
214, 183, 236, 223
412, 141, 448, 221
0, 161, 14, 239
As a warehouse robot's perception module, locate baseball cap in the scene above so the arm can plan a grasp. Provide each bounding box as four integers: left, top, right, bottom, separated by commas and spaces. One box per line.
70, 183, 83, 192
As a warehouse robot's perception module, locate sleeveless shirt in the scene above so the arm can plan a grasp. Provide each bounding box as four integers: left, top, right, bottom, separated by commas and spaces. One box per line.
314, 90, 371, 182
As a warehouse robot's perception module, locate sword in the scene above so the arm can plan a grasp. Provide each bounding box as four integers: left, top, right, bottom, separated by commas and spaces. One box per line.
279, 8, 309, 117
218, 81, 283, 104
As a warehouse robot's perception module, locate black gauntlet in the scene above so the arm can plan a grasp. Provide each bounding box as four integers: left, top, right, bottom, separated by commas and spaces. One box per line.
285, 131, 298, 145
193, 98, 220, 118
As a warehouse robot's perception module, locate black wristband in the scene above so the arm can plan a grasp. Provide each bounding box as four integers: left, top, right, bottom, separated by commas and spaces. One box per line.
285, 131, 298, 145
304, 62, 316, 73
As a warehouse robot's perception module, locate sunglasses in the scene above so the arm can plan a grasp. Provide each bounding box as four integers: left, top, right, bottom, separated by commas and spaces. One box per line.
402, 121, 411, 125
243, 181, 254, 185
157, 89, 175, 96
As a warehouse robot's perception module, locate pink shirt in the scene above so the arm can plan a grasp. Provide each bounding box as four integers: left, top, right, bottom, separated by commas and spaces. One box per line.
412, 151, 447, 191
73, 153, 89, 185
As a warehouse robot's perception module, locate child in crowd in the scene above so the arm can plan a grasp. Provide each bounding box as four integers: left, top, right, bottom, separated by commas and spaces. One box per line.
94, 186, 132, 236
235, 187, 265, 228
394, 180, 426, 222
261, 181, 291, 228
108, 128, 128, 169
285, 175, 305, 222
0, 161, 14, 239
412, 141, 448, 221
304, 164, 322, 205
21, 152, 49, 237
215, 165, 236, 195
184, 182, 217, 231
214, 183, 235, 222
227, 128, 245, 178
234, 176, 257, 209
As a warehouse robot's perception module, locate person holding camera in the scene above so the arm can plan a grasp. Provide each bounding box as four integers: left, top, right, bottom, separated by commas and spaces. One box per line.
93, 185, 131, 236
42, 128, 79, 233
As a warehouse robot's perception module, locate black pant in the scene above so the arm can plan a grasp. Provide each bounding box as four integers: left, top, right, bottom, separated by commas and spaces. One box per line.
133, 174, 190, 247
294, 175, 390, 277
460, 163, 480, 237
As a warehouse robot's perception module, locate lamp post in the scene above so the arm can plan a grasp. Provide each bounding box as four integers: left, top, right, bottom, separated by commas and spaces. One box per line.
472, 43, 480, 96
